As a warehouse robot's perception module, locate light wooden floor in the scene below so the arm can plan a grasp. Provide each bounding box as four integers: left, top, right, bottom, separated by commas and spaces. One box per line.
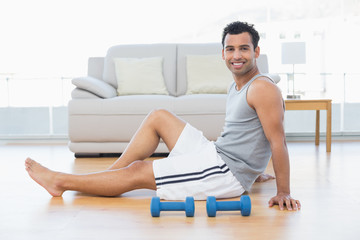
1, 141, 359, 240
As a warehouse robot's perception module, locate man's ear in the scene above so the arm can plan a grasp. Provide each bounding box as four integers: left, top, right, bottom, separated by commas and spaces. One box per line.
222, 48, 225, 60
255, 46, 260, 58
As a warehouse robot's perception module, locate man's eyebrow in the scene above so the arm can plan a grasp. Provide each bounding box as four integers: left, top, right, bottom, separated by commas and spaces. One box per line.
225, 44, 251, 49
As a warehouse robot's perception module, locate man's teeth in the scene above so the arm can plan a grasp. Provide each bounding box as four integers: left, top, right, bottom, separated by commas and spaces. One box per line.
233, 63, 243, 66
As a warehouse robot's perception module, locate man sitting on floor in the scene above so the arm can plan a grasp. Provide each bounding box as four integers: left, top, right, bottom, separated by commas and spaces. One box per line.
25, 21, 301, 211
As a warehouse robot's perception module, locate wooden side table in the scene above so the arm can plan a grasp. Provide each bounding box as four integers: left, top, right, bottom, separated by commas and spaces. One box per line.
285, 99, 332, 152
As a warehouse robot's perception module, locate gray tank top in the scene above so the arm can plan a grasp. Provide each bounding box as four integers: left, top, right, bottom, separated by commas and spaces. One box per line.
215, 74, 272, 191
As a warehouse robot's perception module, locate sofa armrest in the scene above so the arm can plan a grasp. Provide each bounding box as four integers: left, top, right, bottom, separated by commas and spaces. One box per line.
71, 88, 101, 99
72, 76, 117, 98
263, 73, 281, 84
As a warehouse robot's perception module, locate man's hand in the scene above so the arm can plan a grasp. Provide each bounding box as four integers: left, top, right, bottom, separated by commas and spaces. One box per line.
268, 192, 301, 211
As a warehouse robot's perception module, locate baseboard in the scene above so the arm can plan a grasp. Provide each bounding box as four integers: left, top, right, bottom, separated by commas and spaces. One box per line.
286, 132, 360, 141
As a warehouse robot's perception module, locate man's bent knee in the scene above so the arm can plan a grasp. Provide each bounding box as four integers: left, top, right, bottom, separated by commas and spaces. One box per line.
127, 160, 156, 190
147, 109, 172, 122
146, 109, 181, 129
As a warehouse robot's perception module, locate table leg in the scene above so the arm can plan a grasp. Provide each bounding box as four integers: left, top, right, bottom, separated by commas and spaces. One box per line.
315, 110, 320, 146
326, 102, 332, 152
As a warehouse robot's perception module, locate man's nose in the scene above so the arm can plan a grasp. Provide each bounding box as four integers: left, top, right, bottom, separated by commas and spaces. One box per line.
233, 49, 242, 59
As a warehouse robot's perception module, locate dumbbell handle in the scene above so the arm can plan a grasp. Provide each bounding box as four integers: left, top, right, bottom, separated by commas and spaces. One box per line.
160, 202, 186, 211
215, 201, 242, 211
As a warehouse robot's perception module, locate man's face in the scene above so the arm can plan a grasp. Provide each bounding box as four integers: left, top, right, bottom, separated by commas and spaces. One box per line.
222, 32, 260, 77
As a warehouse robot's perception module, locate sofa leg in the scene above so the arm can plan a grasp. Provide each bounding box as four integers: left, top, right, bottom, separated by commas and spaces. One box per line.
151, 153, 169, 158
74, 153, 102, 158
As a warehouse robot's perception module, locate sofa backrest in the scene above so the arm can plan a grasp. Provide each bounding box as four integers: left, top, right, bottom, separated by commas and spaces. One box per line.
88, 57, 104, 80
102, 44, 178, 96
90, 43, 271, 97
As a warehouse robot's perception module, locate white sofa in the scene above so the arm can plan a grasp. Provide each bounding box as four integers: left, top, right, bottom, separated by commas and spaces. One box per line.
68, 43, 279, 156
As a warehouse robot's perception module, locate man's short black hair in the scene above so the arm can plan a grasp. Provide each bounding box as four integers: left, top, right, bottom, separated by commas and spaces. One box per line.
222, 21, 260, 50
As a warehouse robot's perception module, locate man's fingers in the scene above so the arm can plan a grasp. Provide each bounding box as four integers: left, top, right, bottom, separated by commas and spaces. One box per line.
285, 199, 293, 210
288, 199, 301, 210
278, 199, 284, 210
268, 198, 274, 207
269, 196, 301, 211
287, 199, 301, 211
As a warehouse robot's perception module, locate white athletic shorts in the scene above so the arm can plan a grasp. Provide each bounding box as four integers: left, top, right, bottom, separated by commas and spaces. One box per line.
152, 123, 245, 200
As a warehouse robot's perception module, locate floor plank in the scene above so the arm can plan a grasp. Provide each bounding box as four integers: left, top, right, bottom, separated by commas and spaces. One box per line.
0, 141, 359, 240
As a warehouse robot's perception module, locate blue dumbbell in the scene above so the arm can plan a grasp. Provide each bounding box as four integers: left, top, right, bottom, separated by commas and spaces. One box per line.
206, 195, 251, 217
150, 196, 195, 217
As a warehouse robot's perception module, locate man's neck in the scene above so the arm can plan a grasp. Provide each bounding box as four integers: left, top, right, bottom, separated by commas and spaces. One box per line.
233, 66, 260, 91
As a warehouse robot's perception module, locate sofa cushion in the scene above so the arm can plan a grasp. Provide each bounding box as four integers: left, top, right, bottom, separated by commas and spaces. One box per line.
173, 94, 227, 114
177, 43, 224, 96
68, 95, 176, 115
186, 54, 233, 94
102, 44, 177, 96
69, 94, 227, 116
114, 57, 168, 95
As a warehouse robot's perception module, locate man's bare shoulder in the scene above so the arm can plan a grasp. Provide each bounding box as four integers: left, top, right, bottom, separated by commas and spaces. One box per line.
252, 75, 278, 87
247, 76, 283, 109
248, 76, 281, 96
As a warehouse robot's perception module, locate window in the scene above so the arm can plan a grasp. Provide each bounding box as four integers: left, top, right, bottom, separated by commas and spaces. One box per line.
1, 0, 359, 137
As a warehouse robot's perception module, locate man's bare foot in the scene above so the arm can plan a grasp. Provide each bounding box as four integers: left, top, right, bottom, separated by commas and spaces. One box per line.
255, 173, 275, 182
25, 158, 65, 197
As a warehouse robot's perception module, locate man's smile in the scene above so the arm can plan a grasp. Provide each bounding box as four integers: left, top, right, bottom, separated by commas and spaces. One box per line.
231, 62, 245, 69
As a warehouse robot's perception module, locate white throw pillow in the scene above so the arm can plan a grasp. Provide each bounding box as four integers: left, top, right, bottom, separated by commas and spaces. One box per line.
186, 54, 233, 94
114, 57, 168, 95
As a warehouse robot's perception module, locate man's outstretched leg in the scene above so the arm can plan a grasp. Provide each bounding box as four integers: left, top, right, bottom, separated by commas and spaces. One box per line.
25, 109, 184, 197
25, 157, 156, 197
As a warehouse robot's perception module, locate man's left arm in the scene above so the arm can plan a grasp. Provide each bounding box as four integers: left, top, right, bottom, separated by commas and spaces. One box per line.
247, 78, 301, 211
